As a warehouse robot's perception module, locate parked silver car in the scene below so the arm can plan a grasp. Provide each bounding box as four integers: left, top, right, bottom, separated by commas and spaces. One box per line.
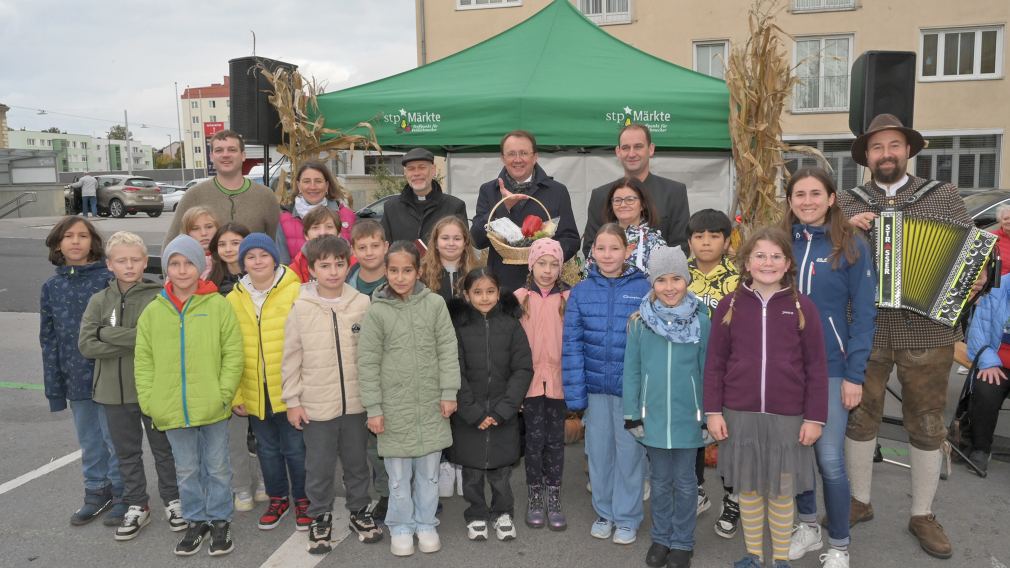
95, 175, 164, 218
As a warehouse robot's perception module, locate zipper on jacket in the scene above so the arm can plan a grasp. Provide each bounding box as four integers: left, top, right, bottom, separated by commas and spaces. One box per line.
827, 316, 846, 356
118, 290, 127, 404
257, 315, 268, 416
606, 278, 615, 391
484, 316, 492, 471
798, 230, 813, 295
331, 310, 348, 416
760, 296, 769, 414
177, 297, 192, 427
666, 343, 673, 449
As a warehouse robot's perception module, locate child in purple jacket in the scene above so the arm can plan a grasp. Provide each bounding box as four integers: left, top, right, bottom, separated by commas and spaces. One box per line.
703, 227, 828, 568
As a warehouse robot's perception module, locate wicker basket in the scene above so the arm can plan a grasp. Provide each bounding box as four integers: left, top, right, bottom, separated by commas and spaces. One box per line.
485, 195, 552, 265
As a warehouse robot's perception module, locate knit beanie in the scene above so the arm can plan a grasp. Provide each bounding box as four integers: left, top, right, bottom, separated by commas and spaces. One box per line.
527, 238, 563, 271
162, 234, 207, 275
238, 232, 280, 271
646, 246, 691, 285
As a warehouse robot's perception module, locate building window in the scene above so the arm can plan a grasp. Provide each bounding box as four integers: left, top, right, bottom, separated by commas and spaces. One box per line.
196, 160, 203, 168
194, 146, 202, 154
579, 0, 631, 25
209, 115, 217, 122
920, 26, 1003, 81
190, 101, 198, 108
192, 131, 200, 139
793, 35, 851, 113
792, 0, 854, 13
456, 0, 521, 9
81, 142, 87, 149
192, 116, 199, 124
915, 134, 1001, 190
209, 100, 217, 108
694, 41, 728, 79
785, 138, 860, 190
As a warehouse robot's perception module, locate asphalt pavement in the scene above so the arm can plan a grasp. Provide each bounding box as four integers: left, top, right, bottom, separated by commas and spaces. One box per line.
0, 213, 1008, 568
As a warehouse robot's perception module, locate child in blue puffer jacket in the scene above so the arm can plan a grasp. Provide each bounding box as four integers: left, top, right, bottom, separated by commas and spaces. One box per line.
563, 223, 650, 545
40, 216, 123, 526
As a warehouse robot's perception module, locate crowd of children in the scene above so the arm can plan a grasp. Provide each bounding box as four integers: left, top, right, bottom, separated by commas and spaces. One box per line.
41, 178, 864, 567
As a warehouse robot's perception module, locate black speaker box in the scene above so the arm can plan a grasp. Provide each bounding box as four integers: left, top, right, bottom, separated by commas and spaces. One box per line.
228, 57, 298, 146
848, 51, 916, 136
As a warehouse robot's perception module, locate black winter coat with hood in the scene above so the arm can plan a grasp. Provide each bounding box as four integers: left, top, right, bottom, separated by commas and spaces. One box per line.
447, 294, 533, 470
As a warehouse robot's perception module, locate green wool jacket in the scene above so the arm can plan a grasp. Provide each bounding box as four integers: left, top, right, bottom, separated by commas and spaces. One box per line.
357, 283, 461, 458
135, 289, 244, 431
79, 279, 162, 405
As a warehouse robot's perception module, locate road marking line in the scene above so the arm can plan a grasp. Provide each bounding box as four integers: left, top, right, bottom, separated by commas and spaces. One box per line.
0, 450, 82, 496
0, 381, 44, 391
259, 497, 351, 568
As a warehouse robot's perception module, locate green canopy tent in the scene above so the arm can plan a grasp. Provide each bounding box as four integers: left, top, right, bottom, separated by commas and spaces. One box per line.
316, 0, 730, 151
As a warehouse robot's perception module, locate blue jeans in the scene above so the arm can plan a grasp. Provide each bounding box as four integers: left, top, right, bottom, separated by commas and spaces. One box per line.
796, 376, 850, 547
69, 399, 123, 497
81, 195, 97, 217
585, 393, 645, 529
646, 446, 698, 551
249, 412, 306, 500
165, 420, 233, 522
384, 451, 441, 536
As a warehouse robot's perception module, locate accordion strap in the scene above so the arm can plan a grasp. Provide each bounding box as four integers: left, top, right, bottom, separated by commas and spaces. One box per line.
845, 180, 944, 211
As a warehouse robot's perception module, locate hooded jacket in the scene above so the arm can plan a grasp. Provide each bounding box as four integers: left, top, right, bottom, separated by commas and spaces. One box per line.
471, 164, 581, 293
791, 223, 877, 384
227, 266, 302, 419
622, 298, 711, 450
381, 180, 468, 245
562, 264, 650, 410
40, 261, 112, 411
281, 282, 370, 421
447, 295, 533, 469
134, 281, 244, 430
703, 284, 829, 423
514, 284, 570, 399
79, 279, 162, 405
357, 282, 461, 458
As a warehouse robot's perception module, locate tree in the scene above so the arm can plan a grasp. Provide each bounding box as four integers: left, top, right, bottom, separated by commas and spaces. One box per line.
107, 124, 131, 140
154, 153, 181, 169
43, 127, 62, 134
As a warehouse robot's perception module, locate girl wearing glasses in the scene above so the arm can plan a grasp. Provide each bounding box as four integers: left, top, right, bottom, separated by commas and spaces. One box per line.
583, 178, 667, 277
703, 227, 829, 568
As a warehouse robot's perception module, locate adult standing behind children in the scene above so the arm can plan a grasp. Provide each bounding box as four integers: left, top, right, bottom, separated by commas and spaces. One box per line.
275, 161, 356, 264
381, 148, 468, 245
583, 124, 691, 255
471, 130, 580, 293
164, 130, 280, 250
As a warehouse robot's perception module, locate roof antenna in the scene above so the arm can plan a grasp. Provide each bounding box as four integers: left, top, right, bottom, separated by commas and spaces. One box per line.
251, 30, 256, 56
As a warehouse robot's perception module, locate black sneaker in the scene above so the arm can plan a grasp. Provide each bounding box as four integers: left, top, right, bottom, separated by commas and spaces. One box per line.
666, 547, 693, 568
349, 506, 383, 543
646, 542, 670, 567
174, 522, 211, 556
207, 520, 234, 556
372, 496, 388, 522
70, 488, 113, 526
714, 494, 740, 539
308, 513, 333, 555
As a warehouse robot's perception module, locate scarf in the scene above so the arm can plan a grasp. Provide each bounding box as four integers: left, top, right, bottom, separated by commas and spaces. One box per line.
503, 174, 534, 194
294, 195, 325, 218
639, 292, 701, 344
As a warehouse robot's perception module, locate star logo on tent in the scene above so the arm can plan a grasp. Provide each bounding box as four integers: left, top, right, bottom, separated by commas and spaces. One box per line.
399, 108, 407, 116
623, 106, 633, 114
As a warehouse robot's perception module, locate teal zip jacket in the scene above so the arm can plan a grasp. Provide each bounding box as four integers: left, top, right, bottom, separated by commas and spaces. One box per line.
621, 298, 711, 450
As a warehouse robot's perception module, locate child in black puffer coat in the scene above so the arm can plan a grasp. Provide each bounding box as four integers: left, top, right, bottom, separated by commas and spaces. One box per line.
448, 268, 533, 543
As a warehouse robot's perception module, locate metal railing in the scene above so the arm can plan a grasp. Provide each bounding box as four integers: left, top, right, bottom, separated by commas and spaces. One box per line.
0, 191, 38, 219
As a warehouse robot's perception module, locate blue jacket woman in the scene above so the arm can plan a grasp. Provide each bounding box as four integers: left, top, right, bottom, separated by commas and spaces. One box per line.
967, 282, 1010, 370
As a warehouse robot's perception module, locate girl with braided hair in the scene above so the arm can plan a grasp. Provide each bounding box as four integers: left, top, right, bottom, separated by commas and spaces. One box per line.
703, 227, 829, 568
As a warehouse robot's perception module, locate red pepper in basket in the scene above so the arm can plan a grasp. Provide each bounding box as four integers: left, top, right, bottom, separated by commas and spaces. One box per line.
521, 215, 543, 238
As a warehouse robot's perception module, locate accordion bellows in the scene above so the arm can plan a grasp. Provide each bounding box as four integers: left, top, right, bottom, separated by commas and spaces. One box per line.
874, 212, 997, 327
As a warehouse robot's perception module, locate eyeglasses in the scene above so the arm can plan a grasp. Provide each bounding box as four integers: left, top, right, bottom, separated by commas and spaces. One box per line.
749, 253, 787, 264
504, 150, 533, 159
611, 196, 640, 206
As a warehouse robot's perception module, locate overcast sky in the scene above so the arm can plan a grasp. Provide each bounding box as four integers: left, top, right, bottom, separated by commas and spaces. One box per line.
0, 0, 417, 148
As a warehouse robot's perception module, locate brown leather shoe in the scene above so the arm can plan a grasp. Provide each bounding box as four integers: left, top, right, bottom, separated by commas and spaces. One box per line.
908, 514, 953, 559
849, 497, 874, 527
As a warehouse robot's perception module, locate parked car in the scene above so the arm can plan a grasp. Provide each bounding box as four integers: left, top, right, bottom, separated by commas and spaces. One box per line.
184, 177, 211, 190
94, 175, 164, 218
161, 186, 188, 212
355, 194, 397, 221
964, 189, 1010, 231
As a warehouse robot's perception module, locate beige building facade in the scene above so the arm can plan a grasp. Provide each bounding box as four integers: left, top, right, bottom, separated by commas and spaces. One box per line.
416, 0, 1009, 190
180, 77, 231, 171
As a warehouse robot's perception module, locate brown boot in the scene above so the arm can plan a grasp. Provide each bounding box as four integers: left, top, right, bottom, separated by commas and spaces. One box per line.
908, 514, 953, 559
849, 497, 874, 527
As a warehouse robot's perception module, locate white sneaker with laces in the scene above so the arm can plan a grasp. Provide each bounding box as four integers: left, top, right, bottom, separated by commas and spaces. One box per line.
165, 499, 187, 532
417, 530, 441, 553
115, 505, 151, 541
234, 491, 254, 512
819, 548, 849, 568
789, 522, 824, 560
467, 520, 488, 541
438, 462, 455, 498
493, 513, 517, 541
254, 481, 268, 502
696, 486, 711, 514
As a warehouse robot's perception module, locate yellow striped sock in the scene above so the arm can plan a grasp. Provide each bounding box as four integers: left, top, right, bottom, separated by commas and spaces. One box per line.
768, 495, 795, 561
738, 492, 765, 560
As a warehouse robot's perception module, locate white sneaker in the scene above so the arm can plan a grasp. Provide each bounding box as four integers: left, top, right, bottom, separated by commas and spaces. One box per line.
789, 522, 824, 560
467, 520, 488, 541
165, 499, 187, 532
697, 486, 711, 514
642, 479, 651, 501
438, 462, 455, 498
254, 481, 268, 502
493, 513, 517, 541
454, 464, 464, 496
820, 548, 849, 568
234, 491, 254, 512
417, 530, 441, 553
115, 505, 151, 541
390, 533, 414, 556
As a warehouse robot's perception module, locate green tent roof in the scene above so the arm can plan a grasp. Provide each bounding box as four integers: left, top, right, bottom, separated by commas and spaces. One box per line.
315, 0, 730, 151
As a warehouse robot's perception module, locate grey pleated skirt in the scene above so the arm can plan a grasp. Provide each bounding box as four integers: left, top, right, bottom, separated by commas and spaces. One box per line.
717, 409, 817, 497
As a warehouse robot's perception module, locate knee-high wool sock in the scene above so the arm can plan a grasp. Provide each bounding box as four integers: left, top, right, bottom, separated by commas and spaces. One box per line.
845, 437, 877, 503
738, 491, 765, 561
767, 495, 795, 561
910, 447, 941, 517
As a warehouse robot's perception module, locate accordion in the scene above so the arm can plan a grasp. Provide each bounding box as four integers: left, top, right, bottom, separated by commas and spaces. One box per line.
874, 212, 997, 327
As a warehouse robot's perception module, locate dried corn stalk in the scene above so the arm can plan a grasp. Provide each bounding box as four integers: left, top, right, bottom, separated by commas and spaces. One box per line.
726, 0, 824, 242
258, 64, 379, 206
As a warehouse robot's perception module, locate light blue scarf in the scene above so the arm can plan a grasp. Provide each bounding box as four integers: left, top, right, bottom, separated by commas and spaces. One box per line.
639, 292, 701, 344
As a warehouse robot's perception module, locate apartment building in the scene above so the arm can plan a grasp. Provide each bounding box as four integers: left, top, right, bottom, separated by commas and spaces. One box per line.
6, 130, 154, 173
180, 77, 231, 171
416, 0, 1008, 190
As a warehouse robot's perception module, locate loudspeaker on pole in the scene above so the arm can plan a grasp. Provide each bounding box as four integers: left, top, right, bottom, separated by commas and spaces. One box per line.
848, 51, 917, 136
228, 57, 298, 146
